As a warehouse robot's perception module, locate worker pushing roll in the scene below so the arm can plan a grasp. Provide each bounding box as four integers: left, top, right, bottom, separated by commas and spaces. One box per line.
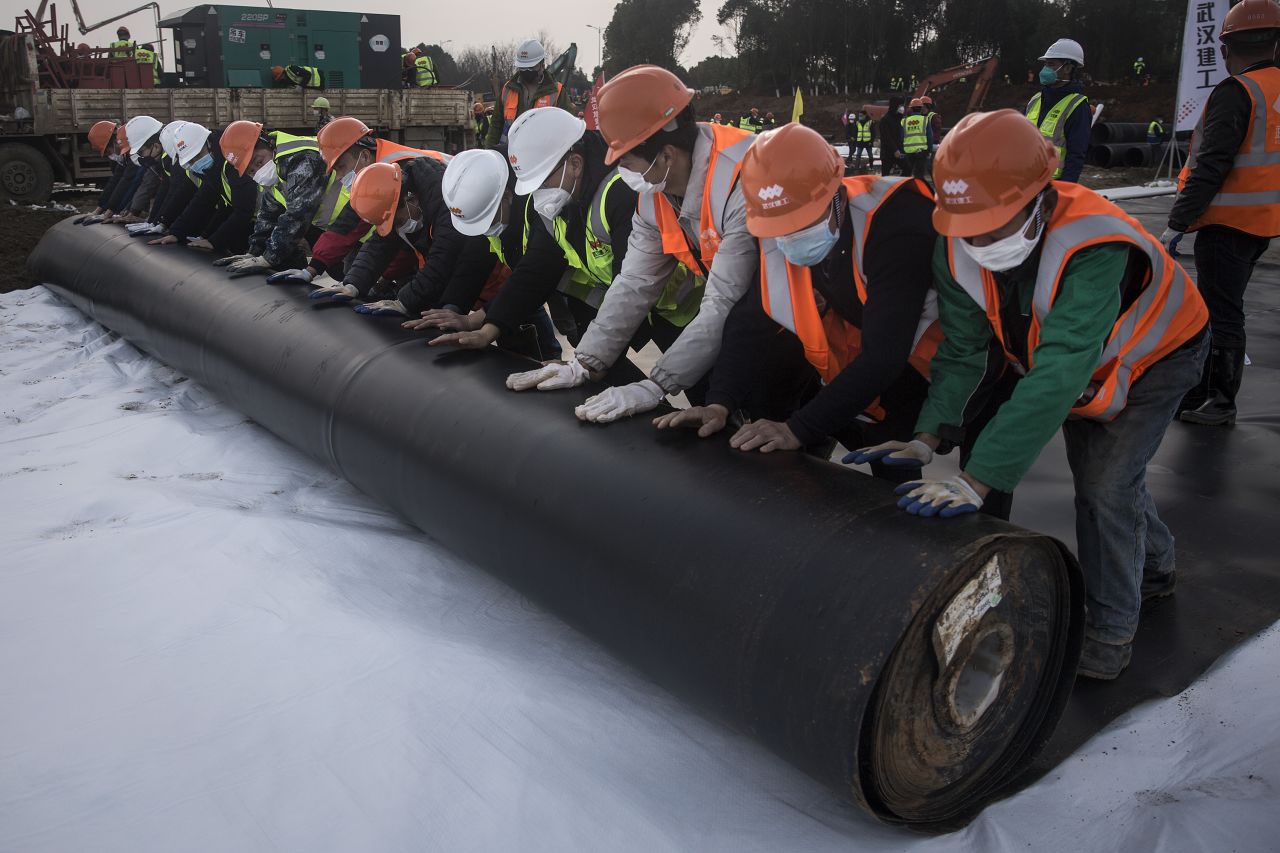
887, 110, 1208, 680
148, 122, 259, 254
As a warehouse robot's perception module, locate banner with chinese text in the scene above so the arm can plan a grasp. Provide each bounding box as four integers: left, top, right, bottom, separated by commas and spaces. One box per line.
1176, 0, 1232, 131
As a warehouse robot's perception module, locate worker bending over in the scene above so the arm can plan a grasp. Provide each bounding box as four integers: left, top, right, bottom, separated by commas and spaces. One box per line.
78, 122, 140, 225
149, 122, 259, 254
891, 110, 1208, 680
507, 64, 758, 424
485, 39, 572, 148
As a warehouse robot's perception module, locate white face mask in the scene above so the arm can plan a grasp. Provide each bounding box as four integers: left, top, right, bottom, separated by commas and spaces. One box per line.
776, 214, 840, 267
398, 217, 423, 240
252, 159, 279, 188
484, 221, 505, 238
108, 153, 124, 164
532, 164, 577, 220
960, 196, 1046, 273
340, 169, 356, 191
618, 154, 671, 195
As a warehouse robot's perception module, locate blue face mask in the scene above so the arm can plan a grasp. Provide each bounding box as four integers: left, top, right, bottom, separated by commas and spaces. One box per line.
1039, 65, 1059, 86
776, 215, 840, 267
190, 153, 213, 174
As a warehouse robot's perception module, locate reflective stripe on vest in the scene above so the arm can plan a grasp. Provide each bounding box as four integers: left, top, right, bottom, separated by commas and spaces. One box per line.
268, 132, 324, 212
1026, 92, 1088, 179
855, 119, 872, 142
902, 114, 928, 153
1148, 121, 1163, 136
501, 83, 563, 140
487, 234, 507, 267
183, 166, 203, 189
414, 56, 437, 87
945, 182, 1208, 421
1178, 67, 1280, 237
286, 66, 320, 87
759, 176, 942, 416
219, 161, 233, 205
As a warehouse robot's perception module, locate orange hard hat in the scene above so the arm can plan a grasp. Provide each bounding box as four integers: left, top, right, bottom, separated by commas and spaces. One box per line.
740, 124, 842, 239
1222, 0, 1280, 37
596, 64, 694, 165
88, 120, 117, 155
473, 102, 485, 114
271, 65, 284, 79
932, 109, 1057, 239
349, 161, 404, 236
909, 98, 924, 108
220, 120, 265, 176
318, 116, 372, 172
115, 123, 130, 155
921, 95, 934, 106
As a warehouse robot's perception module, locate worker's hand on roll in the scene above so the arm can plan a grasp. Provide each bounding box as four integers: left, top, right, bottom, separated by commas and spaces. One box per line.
407, 308, 483, 333
506, 359, 589, 391
78, 215, 106, 226
427, 323, 500, 349
354, 299, 408, 317
226, 255, 273, 277
1159, 227, 1184, 256
843, 439, 934, 467
653, 404, 729, 438
575, 380, 665, 424
213, 253, 253, 267
308, 282, 359, 302
186, 238, 214, 251
729, 418, 802, 453
126, 222, 162, 236
894, 475, 988, 518
149, 234, 180, 246
266, 268, 314, 284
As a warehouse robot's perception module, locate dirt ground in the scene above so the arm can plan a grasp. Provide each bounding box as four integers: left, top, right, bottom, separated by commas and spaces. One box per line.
2, 195, 97, 294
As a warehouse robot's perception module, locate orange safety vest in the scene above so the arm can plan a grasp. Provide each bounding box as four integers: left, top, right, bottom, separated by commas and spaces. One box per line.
374, 137, 448, 164
503, 82, 563, 122
758, 176, 943, 420
945, 182, 1208, 422
1177, 65, 1280, 238
635, 122, 754, 278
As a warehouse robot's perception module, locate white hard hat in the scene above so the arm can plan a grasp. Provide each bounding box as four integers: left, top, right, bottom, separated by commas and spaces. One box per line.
173, 121, 212, 167
443, 149, 511, 236
513, 38, 546, 69
124, 115, 164, 162
1039, 38, 1085, 66
507, 106, 586, 194
158, 121, 186, 160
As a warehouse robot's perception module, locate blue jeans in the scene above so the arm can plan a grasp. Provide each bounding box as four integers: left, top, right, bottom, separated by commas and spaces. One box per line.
1061, 330, 1209, 644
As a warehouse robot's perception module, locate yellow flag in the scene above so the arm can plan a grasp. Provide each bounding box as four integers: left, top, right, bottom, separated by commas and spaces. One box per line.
791, 87, 804, 124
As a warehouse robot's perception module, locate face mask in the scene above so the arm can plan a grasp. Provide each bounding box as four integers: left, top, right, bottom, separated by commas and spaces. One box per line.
897, 106, 905, 115
484, 221, 505, 238
340, 169, 356, 191
190, 153, 213, 175
776, 214, 840, 267
1039, 65, 1059, 85
618, 154, 671, 195
532, 165, 577, 220
518, 68, 540, 83
960, 196, 1046, 272
252, 159, 278, 188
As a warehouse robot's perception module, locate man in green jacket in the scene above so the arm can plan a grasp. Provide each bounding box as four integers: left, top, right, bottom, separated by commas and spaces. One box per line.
484, 38, 573, 148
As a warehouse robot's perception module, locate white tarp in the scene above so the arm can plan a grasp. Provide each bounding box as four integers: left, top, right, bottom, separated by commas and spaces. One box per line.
2, 287, 1278, 852
1175, 0, 1232, 132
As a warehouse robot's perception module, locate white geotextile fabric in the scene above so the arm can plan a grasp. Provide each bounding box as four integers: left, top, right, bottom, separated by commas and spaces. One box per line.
2, 286, 1277, 852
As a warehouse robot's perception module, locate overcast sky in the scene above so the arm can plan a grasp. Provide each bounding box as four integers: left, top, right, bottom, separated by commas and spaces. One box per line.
2, 0, 729, 73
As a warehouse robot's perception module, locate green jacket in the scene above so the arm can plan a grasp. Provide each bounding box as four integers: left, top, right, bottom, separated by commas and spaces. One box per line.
484, 71, 573, 148
914, 238, 1127, 491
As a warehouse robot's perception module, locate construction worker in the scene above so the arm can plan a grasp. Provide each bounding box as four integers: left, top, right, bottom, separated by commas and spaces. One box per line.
1146, 116, 1165, 146
921, 95, 942, 152
412, 50, 438, 87
271, 64, 322, 89
762, 111, 778, 131
313, 159, 465, 318
106, 115, 165, 224
211, 120, 327, 276
109, 27, 133, 59
82, 124, 147, 225
654, 124, 952, 480
901, 99, 933, 180
850, 108, 874, 171
78, 121, 122, 225
312, 97, 332, 132
148, 122, 259, 254
1027, 38, 1090, 183
1133, 56, 1147, 79
133, 43, 160, 86
124, 120, 186, 237
505, 64, 758, 424
271, 116, 447, 289
879, 97, 906, 176
891, 110, 1208, 680
1163, 0, 1280, 427
738, 106, 764, 134
712, 112, 725, 125
484, 38, 573, 148
472, 103, 490, 144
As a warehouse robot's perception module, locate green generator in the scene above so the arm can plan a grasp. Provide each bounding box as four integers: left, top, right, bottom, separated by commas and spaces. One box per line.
159, 5, 402, 88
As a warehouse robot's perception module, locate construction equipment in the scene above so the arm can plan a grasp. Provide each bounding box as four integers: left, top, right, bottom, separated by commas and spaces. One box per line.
863, 56, 1000, 122
68, 0, 165, 79
8, 1, 153, 90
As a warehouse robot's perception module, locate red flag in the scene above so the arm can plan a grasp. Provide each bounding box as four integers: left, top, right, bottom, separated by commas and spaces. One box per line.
584, 71, 605, 130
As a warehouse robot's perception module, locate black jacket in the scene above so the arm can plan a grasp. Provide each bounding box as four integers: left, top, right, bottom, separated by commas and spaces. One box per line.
168, 129, 258, 252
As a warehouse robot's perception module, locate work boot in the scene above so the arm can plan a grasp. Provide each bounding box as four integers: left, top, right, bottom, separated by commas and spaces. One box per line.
1177, 356, 1212, 415
1181, 346, 1244, 426
1077, 637, 1133, 680
1141, 569, 1176, 601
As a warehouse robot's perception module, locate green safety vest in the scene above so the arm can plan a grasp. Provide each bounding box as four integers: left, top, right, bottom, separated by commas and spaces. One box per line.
1148, 120, 1164, 137
414, 56, 437, 87
285, 65, 321, 87
109, 39, 133, 59
1026, 92, 1088, 180
487, 234, 507, 267
184, 165, 204, 189
133, 46, 160, 84
902, 114, 929, 153
854, 119, 872, 143
267, 132, 329, 215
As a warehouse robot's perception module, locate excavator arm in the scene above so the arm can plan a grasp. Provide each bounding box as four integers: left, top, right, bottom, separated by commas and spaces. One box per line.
914, 56, 1000, 113
66, 0, 164, 70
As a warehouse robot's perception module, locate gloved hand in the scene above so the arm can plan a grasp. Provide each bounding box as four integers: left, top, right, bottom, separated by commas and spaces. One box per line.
226, 255, 273, 278
128, 222, 165, 237
843, 438, 934, 467
78, 215, 105, 226
266, 268, 314, 285
894, 476, 983, 518
308, 282, 359, 302
213, 253, 254, 267
1159, 227, 1184, 256
506, 359, 589, 391
354, 299, 407, 316
575, 380, 665, 424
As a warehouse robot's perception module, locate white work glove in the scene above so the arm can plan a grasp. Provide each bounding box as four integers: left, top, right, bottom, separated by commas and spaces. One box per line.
308, 282, 359, 302
506, 359, 590, 391
354, 299, 408, 316
842, 438, 934, 467
212, 253, 254, 267
575, 380, 665, 424
266, 268, 314, 284
126, 221, 162, 235
894, 476, 983, 518
226, 255, 272, 275
1159, 227, 1184, 256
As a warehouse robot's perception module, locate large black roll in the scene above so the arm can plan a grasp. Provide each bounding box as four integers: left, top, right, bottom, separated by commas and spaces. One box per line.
29, 220, 1084, 829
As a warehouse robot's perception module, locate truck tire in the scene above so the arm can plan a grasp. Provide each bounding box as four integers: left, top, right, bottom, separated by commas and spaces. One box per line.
0, 143, 56, 205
